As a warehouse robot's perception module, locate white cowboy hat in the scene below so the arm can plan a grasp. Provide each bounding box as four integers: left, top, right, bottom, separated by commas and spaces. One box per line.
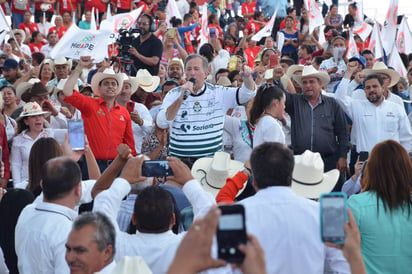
216, 76, 232, 87
264, 68, 274, 80
95, 256, 152, 274
16, 79, 55, 102
91, 68, 124, 96
286, 64, 304, 79
121, 73, 139, 95
55, 79, 78, 97
293, 65, 330, 87
136, 69, 160, 93
52, 57, 72, 70
362, 62, 400, 88
41, 58, 54, 72
17, 102, 50, 121
191, 152, 246, 198
12, 29, 26, 42
291, 150, 340, 199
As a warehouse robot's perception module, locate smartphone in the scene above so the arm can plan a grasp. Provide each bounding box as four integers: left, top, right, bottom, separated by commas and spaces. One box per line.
141, 160, 173, 177
217, 204, 247, 263
169, 28, 176, 38
209, 28, 217, 39
359, 151, 369, 162
269, 54, 278, 68
319, 192, 347, 244
68, 120, 85, 151
228, 56, 238, 71
127, 101, 135, 113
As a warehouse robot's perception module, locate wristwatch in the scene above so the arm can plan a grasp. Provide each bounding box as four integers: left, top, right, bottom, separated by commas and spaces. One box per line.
240, 166, 252, 176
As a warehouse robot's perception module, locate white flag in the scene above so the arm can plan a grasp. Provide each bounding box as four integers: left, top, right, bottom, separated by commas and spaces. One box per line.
396, 17, 412, 55
318, 25, 325, 46
368, 22, 384, 60
90, 7, 97, 31
199, 4, 208, 47
381, 0, 398, 54
347, 30, 359, 59
252, 5, 278, 42
305, 0, 323, 34
388, 43, 407, 77
166, 0, 182, 27
277, 32, 284, 51
50, 25, 110, 61
100, 7, 143, 44
0, 9, 10, 45
351, 0, 371, 41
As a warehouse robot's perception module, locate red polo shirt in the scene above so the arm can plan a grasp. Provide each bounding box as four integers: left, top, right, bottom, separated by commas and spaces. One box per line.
65, 91, 137, 160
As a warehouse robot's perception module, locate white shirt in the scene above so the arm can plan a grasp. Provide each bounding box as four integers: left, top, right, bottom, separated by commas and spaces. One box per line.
10, 129, 55, 189
93, 178, 215, 274
99, 261, 116, 274
223, 115, 252, 163
20, 44, 32, 58
130, 102, 153, 154
210, 49, 230, 80
15, 201, 77, 274
0, 247, 8, 274
238, 187, 350, 274
335, 78, 412, 152
253, 115, 285, 147
40, 44, 54, 59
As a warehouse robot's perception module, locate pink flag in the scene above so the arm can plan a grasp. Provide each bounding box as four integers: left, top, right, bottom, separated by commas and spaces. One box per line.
381, 0, 398, 54
396, 17, 412, 54
347, 31, 359, 59
305, 0, 323, 34
388, 43, 407, 77
352, 0, 371, 41
368, 22, 384, 60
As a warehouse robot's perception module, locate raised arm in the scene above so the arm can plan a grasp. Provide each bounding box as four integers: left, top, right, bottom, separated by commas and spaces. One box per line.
63, 56, 94, 97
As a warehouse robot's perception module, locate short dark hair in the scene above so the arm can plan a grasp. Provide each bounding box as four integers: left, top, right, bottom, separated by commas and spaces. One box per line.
183, 13, 192, 21
253, 11, 263, 20
215, 68, 229, 82
133, 186, 174, 233
251, 142, 294, 189
361, 49, 373, 56
72, 212, 116, 260
42, 157, 81, 201
363, 73, 384, 86
287, 6, 296, 14
228, 70, 240, 82
300, 44, 314, 54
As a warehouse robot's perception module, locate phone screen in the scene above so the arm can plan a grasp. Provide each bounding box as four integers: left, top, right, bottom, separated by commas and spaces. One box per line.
320, 194, 346, 243
141, 160, 173, 177
359, 151, 369, 162
269, 54, 278, 68
127, 101, 134, 113
217, 205, 247, 263
210, 28, 216, 38
68, 120, 85, 151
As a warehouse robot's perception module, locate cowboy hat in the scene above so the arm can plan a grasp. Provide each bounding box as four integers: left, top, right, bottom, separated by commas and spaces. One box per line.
362, 62, 400, 88
216, 76, 232, 87
291, 150, 340, 199
191, 152, 246, 197
55, 79, 78, 97
41, 59, 54, 72
286, 64, 304, 79
17, 79, 55, 102
167, 58, 184, 70
12, 29, 26, 42
121, 73, 139, 94
17, 102, 50, 121
52, 57, 72, 70
91, 68, 124, 96
96, 256, 152, 274
136, 69, 160, 93
293, 65, 330, 87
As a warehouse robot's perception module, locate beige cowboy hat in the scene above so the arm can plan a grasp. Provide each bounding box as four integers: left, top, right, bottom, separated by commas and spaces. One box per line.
41, 59, 54, 72
291, 150, 340, 199
52, 57, 72, 70
12, 29, 26, 42
167, 58, 184, 70
55, 79, 78, 97
216, 76, 232, 87
95, 256, 152, 274
286, 64, 304, 79
362, 62, 400, 88
293, 65, 330, 87
191, 152, 246, 198
121, 73, 139, 94
16, 79, 55, 102
136, 69, 160, 93
91, 68, 124, 96
17, 102, 51, 121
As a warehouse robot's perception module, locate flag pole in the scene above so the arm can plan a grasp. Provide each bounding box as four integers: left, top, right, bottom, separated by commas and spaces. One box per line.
0, 8, 26, 61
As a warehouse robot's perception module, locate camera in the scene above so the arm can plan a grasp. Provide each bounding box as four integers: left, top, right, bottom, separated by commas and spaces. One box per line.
116, 28, 140, 62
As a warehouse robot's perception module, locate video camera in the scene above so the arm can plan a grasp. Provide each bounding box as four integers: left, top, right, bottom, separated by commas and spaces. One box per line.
116, 28, 140, 62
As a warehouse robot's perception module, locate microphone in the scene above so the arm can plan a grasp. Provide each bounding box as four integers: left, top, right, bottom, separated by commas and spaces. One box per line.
183, 78, 196, 100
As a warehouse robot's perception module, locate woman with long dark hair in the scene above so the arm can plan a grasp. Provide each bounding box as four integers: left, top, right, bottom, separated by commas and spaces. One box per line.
249, 84, 286, 147
348, 140, 412, 273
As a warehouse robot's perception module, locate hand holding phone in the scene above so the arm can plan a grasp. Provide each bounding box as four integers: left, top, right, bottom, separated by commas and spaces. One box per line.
127, 101, 135, 113
141, 160, 173, 177
68, 120, 85, 151
320, 192, 347, 244
269, 54, 278, 68
210, 28, 217, 39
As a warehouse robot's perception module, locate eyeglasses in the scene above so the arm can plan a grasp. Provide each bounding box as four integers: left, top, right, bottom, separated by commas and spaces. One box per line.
138, 22, 150, 26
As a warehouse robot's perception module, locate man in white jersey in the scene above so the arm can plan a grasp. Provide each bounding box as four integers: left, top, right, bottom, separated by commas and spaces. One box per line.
156, 54, 256, 165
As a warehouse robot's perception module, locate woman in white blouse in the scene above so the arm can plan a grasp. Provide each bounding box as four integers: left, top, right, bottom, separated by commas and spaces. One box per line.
10, 102, 54, 189
249, 84, 286, 148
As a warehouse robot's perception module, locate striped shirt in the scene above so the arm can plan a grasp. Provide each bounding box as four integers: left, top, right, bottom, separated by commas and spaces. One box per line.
157, 82, 256, 158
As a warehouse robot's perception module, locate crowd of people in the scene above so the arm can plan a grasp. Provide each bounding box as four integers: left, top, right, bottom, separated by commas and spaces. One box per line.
0, 0, 411, 273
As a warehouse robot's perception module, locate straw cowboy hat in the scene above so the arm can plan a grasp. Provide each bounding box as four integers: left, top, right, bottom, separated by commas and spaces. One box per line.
216, 76, 232, 87
12, 29, 26, 42
286, 64, 304, 79
293, 65, 330, 87
291, 150, 340, 199
17, 79, 55, 102
95, 256, 152, 274
121, 73, 139, 94
362, 62, 400, 88
17, 102, 50, 121
91, 68, 124, 96
55, 79, 78, 97
167, 58, 184, 70
135, 69, 160, 93
191, 152, 246, 197
41, 59, 54, 72
52, 57, 72, 70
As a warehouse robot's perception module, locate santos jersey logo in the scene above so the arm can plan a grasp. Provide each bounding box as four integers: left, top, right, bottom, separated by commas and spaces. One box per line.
179, 123, 215, 132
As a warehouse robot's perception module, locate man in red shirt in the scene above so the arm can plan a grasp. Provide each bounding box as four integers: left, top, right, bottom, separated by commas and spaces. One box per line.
244, 11, 265, 35
19, 11, 39, 36
137, 0, 156, 16
241, 0, 256, 21
63, 56, 136, 171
